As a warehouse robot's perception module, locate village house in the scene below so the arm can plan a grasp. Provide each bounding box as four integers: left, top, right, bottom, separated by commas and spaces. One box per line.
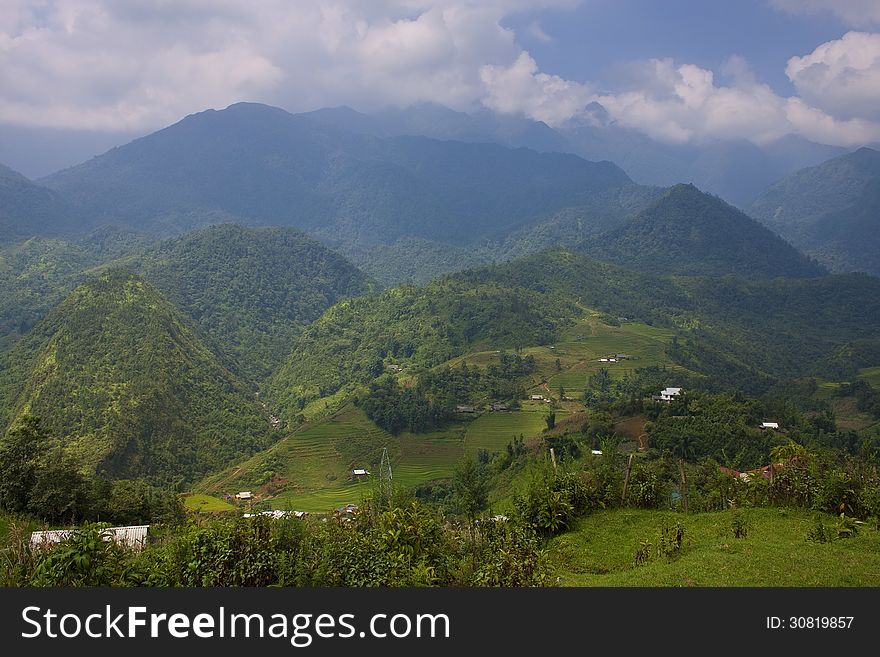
456, 405, 476, 413
653, 387, 683, 402
31, 525, 150, 552
760, 422, 780, 430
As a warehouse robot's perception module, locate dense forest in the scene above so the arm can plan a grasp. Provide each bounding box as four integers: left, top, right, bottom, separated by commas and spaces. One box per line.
0, 269, 274, 484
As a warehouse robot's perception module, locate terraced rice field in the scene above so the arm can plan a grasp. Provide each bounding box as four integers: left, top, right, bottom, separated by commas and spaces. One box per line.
464, 402, 557, 456
199, 406, 475, 513
195, 311, 670, 514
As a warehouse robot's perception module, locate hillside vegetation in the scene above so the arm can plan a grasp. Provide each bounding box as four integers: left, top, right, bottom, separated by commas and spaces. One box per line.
581, 184, 825, 278
0, 269, 273, 483
133, 224, 374, 382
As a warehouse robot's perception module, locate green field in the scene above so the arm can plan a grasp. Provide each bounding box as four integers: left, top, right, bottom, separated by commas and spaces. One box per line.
538, 317, 685, 398
546, 508, 880, 586
181, 493, 236, 513
464, 402, 559, 456
192, 311, 677, 513
194, 400, 570, 513
197, 406, 474, 512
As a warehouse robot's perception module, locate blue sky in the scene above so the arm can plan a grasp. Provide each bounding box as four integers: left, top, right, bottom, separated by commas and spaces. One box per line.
508, 0, 848, 94
1, 0, 879, 176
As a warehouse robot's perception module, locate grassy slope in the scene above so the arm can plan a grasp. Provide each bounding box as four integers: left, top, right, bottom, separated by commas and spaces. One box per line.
196, 309, 679, 512
546, 508, 880, 586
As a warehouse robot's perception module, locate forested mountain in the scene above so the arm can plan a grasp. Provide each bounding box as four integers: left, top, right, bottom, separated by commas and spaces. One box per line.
302, 103, 570, 153
749, 147, 880, 275
302, 103, 847, 207
563, 114, 848, 207
579, 184, 826, 278
457, 251, 879, 387
0, 225, 373, 382
0, 163, 77, 241
39, 103, 634, 253
0, 238, 103, 352
0, 269, 273, 484
132, 225, 374, 382
4, 102, 833, 287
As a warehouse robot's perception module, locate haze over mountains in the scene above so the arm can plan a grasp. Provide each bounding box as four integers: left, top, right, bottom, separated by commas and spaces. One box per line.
2, 100, 872, 285
750, 147, 880, 277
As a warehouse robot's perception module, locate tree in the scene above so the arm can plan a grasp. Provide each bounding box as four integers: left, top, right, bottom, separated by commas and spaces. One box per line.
0, 415, 48, 513
28, 449, 93, 524
452, 455, 488, 528
545, 410, 556, 431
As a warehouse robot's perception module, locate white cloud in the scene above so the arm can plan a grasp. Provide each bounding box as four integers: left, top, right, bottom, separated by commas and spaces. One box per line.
0, 0, 577, 131
1, 1, 879, 149
527, 21, 554, 43
592, 59, 792, 144
770, 0, 880, 29
587, 53, 880, 147
785, 31, 880, 121
481, 52, 593, 125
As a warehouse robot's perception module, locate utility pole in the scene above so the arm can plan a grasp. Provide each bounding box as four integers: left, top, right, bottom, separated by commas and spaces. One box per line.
379, 447, 393, 500
621, 453, 634, 506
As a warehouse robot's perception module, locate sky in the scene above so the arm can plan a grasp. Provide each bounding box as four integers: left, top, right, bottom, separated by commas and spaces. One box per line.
2, 0, 880, 177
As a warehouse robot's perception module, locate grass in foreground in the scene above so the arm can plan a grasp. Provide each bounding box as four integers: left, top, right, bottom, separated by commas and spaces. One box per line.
546, 507, 880, 586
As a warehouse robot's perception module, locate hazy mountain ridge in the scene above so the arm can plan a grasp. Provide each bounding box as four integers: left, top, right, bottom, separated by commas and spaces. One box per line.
749, 147, 880, 275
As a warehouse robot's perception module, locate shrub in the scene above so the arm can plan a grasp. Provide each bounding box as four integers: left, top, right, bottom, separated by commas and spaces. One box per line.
658, 520, 684, 557
730, 510, 748, 539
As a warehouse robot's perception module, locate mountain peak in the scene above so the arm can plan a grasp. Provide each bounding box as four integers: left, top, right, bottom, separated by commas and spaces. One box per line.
581, 183, 825, 278
2, 268, 272, 482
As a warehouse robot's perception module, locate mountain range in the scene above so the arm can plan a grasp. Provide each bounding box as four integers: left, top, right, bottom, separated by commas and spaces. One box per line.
1, 101, 878, 490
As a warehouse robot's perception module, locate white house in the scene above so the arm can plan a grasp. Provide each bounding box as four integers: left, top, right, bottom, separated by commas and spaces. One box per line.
659, 387, 683, 401
760, 422, 780, 430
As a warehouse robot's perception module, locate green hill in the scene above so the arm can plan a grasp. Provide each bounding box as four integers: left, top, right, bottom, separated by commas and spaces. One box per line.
0, 269, 273, 484
749, 147, 880, 275
132, 224, 374, 382
266, 276, 580, 419
0, 238, 102, 352
581, 184, 825, 278
460, 250, 880, 388
268, 249, 880, 418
